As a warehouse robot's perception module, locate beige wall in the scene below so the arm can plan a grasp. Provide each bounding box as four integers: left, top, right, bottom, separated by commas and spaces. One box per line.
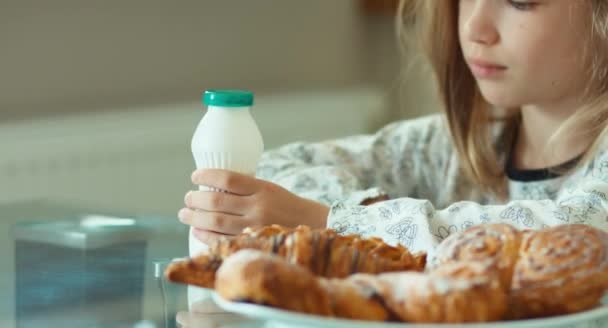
1, 0, 370, 120
0, 0, 438, 122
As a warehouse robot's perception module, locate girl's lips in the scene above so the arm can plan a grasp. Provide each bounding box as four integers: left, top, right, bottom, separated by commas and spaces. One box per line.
468, 59, 507, 78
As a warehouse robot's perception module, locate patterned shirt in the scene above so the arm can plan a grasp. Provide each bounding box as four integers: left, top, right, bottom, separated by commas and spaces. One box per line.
256, 114, 608, 256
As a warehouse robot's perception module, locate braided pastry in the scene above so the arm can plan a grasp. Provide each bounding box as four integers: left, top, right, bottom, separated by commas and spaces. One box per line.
222, 225, 426, 276
166, 224, 426, 288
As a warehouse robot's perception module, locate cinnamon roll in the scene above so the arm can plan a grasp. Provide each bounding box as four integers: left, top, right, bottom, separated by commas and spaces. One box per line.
509, 224, 608, 319
434, 223, 522, 290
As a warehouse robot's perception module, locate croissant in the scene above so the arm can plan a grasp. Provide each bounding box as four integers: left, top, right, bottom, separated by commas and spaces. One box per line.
164, 254, 222, 289
374, 261, 507, 323
214, 249, 508, 323
433, 223, 608, 319
166, 224, 426, 288
215, 250, 333, 316
318, 277, 391, 321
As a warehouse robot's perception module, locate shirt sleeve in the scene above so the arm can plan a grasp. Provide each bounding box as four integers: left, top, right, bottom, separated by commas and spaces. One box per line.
327, 149, 608, 256
255, 115, 449, 206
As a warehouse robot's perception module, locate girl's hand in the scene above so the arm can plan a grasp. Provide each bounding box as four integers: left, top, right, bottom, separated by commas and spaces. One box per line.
178, 169, 330, 245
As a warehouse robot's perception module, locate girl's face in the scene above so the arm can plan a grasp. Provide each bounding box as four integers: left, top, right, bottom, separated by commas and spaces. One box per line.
459, 0, 591, 109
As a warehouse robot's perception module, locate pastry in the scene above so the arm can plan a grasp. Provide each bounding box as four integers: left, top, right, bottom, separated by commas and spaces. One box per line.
213, 250, 507, 323
166, 222, 608, 323
317, 277, 390, 321
166, 224, 426, 288
164, 254, 221, 289
433, 223, 522, 290
508, 224, 608, 319
214, 249, 333, 316
375, 261, 507, 323
215, 225, 426, 276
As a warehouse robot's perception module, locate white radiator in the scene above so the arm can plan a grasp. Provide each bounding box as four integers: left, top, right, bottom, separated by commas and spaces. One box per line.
0, 87, 387, 216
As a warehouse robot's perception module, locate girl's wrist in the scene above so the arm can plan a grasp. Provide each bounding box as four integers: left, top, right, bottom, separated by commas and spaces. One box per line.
297, 196, 329, 229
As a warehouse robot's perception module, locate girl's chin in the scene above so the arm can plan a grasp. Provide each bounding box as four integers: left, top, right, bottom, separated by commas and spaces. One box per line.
478, 90, 523, 109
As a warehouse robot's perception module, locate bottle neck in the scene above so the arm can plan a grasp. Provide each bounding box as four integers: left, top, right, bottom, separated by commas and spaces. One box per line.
207, 105, 251, 112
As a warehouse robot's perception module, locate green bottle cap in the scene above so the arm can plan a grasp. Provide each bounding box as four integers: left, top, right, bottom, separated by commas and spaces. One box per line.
203, 90, 254, 107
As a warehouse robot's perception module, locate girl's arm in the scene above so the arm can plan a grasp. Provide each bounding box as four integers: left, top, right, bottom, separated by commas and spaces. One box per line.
256, 115, 449, 206
180, 115, 451, 245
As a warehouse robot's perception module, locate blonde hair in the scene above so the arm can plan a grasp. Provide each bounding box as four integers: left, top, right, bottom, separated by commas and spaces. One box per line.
397, 0, 608, 199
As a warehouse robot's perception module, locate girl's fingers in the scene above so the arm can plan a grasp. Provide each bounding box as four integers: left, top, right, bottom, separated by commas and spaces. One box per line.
191, 228, 229, 246
185, 190, 251, 216
191, 169, 258, 195
178, 208, 249, 235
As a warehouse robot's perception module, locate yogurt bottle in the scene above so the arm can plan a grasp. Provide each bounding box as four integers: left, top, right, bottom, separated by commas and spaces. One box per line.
189, 90, 264, 257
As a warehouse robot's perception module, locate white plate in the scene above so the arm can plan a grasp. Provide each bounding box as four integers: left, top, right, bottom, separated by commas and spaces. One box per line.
212, 293, 608, 328
188, 286, 218, 311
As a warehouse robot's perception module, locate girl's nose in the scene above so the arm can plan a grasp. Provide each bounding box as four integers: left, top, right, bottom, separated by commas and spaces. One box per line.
463, 1, 500, 46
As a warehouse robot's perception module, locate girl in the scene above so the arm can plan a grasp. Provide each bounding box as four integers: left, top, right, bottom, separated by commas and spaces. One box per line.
178, 0, 608, 254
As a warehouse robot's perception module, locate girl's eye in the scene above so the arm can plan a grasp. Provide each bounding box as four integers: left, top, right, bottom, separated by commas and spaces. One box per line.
508, 0, 538, 11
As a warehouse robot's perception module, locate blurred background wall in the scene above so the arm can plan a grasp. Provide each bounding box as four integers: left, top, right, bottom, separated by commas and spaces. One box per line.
0, 0, 438, 215
0, 2, 443, 325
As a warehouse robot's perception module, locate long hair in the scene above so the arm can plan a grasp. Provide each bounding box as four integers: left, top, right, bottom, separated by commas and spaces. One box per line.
397, 0, 608, 199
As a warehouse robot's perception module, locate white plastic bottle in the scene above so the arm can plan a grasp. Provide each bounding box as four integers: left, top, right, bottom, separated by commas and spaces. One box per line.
187, 90, 264, 311
189, 90, 264, 257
